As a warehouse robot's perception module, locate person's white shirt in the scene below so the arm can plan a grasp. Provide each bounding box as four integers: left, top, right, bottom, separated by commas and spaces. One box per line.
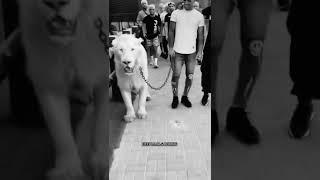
160, 11, 167, 23
160, 11, 168, 36
170, 9, 204, 54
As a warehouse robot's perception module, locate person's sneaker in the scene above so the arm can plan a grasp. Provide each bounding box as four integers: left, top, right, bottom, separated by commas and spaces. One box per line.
226, 107, 260, 145
181, 96, 192, 108
289, 104, 314, 139
212, 109, 219, 146
171, 96, 179, 109
201, 93, 209, 106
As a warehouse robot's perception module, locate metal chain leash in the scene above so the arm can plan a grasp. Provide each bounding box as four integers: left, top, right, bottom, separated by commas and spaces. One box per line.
95, 17, 172, 91
139, 61, 172, 91
95, 17, 109, 55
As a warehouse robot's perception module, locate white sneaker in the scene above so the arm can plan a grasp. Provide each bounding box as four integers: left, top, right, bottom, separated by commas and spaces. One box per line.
153, 58, 159, 68
149, 56, 154, 65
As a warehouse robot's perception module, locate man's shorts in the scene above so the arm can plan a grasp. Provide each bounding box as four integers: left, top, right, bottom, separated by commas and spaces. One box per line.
146, 36, 160, 47
175, 52, 196, 64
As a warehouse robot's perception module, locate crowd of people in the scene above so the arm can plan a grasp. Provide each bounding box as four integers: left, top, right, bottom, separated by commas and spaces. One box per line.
135, 0, 212, 109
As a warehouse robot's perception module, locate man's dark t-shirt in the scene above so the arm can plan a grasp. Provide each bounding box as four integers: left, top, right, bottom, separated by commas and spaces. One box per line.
143, 15, 161, 40
164, 12, 172, 29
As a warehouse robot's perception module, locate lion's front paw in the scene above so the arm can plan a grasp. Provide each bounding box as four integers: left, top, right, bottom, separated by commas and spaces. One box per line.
137, 109, 147, 119
124, 113, 136, 122
46, 153, 88, 180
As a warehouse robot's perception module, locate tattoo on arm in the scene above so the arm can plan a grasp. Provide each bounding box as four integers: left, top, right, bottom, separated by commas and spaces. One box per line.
197, 26, 205, 53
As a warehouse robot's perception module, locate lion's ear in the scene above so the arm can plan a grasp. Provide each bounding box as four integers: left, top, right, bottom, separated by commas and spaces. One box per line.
111, 38, 118, 48
136, 38, 144, 45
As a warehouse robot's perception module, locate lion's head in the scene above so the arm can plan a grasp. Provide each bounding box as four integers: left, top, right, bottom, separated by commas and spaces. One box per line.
111, 34, 144, 75
18, 0, 106, 46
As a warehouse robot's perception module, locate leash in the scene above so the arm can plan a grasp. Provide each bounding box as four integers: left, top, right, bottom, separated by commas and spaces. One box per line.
138, 56, 172, 91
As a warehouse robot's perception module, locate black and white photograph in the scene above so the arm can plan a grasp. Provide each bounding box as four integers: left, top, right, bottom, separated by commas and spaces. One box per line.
109, 0, 211, 179
0, 0, 211, 180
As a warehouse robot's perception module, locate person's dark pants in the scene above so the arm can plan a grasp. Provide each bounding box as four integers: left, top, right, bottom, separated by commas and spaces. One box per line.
287, 0, 319, 99
161, 36, 168, 56
201, 49, 211, 94
278, 0, 290, 7
289, 38, 320, 99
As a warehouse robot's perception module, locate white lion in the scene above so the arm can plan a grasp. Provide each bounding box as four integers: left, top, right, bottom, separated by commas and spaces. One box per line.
17, 0, 109, 179
111, 34, 149, 122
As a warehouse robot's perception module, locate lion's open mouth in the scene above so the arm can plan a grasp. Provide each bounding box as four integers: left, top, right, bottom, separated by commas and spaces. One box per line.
124, 66, 134, 74
46, 15, 77, 36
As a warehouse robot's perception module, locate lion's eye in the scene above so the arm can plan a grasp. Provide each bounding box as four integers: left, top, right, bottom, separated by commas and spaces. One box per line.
131, 48, 135, 51
120, 48, 124, 52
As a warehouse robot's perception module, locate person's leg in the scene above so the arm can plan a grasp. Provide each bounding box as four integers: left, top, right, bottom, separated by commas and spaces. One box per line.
288, 38, 314, 139
212, 0, 235, 144
163, 37, 168, 58
181, 53, 197, 108
232, 0, 272, 108
289, 94, 313, 139
226, 0, 272, 145
200, 50, 211, 105
212, 0, 235, 110
171, 53, 184, 108
152, 37, 160, 68
146, 39, 153, 65
278, 0, 290, 11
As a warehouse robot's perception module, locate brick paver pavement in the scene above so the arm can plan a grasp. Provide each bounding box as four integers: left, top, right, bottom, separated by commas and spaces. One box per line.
109, 58, 211, 180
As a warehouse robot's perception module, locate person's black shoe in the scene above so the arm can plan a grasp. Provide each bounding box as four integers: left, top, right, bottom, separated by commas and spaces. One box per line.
160, 52, 168, 59
181, 96, 192, 108
212, 109, 219, 146
197, 59, 202, 65
226, 107, 260, 145
171, 96, 179, 109
289, 104, 313, 139
201, 93, 209, 106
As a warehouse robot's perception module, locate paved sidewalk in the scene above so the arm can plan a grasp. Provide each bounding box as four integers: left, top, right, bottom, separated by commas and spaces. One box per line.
109, 58, 211, 180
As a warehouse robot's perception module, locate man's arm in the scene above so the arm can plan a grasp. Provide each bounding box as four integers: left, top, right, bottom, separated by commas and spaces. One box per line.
142, 23, 147, 38
168, 21, 176, 50
136, 12, 143, 27
196, 26, 204, 62
164, 22, 169, 39
158, 17, 162, 39
196, 26, 205, 60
